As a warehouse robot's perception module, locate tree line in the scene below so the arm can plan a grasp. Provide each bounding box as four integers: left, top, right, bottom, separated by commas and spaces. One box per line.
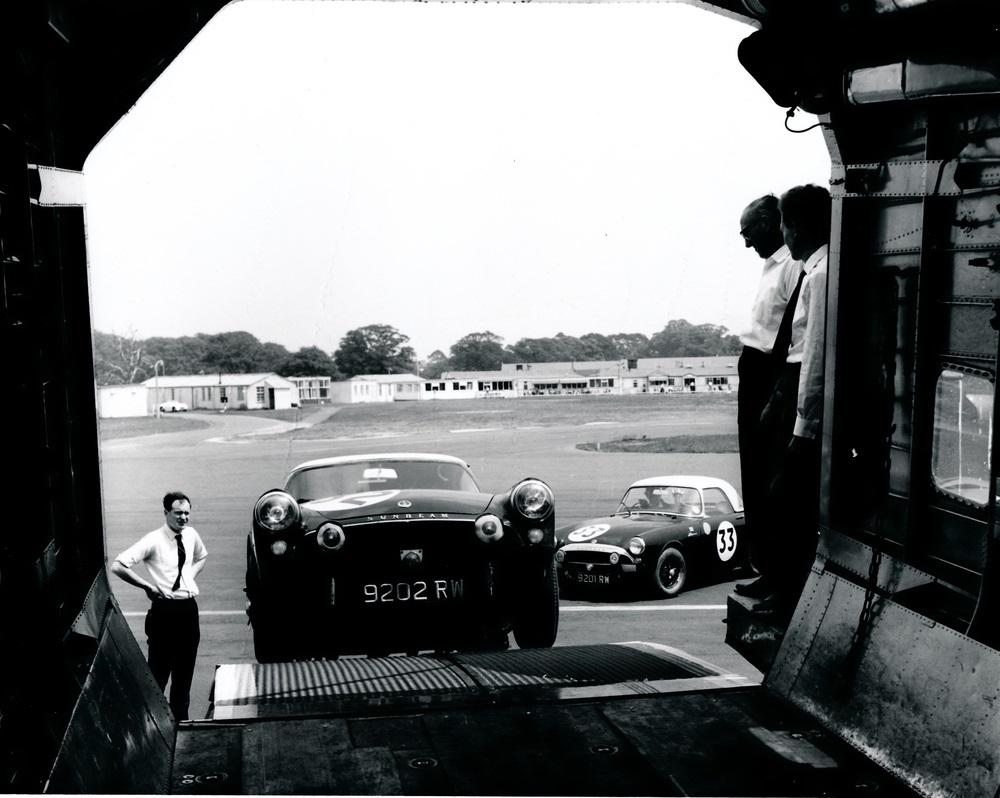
92, 320, 741, 386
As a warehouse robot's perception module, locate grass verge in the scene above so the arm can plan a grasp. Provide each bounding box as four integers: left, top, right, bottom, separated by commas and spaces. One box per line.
577, 433, 738, 453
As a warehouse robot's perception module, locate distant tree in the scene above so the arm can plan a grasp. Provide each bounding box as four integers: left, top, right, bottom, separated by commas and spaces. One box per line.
506, 335, 572, 363
257, 341, 293, 373
420, 350, 450, 380
334, 324, 417, 376
143, 335, 209, 375
201, 331, 268, 373
576, 333, 620, 360
647, 320, 742, 357
607, 332, 651, 358
279, 346, 339, 378
449, 331, 507, 371
93, 329, 154, 385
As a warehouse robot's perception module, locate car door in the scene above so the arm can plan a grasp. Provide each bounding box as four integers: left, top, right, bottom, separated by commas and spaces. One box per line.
702, 487, 743, 569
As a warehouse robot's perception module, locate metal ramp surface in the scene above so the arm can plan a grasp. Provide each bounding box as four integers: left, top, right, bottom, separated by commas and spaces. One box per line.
173, 642, 917, 796
210, 642, 736, 720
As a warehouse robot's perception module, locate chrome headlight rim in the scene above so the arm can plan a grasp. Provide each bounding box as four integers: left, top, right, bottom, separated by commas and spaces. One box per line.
254, 490, 301, 533
475, 513, 505, 543
510, 479, 554, 520
627, 537, 646, 556
316, 522, 346, 551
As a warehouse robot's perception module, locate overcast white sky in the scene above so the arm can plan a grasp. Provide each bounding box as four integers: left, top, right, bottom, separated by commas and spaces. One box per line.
84, 0, 830, 363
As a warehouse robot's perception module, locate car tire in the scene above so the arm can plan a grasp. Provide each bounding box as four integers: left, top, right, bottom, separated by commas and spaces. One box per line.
651, 546, 687, 598
246, 539, 286, 663
512, 560, 559, 648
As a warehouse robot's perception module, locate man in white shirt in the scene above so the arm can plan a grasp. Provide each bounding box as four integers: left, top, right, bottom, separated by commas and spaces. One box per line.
754, 184, 831, 618
734, 194, 802, 599
112, 491, 208, 720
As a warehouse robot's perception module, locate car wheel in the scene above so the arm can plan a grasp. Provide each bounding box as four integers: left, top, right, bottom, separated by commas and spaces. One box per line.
512, 560, 559, 648
651, 546, 687, 597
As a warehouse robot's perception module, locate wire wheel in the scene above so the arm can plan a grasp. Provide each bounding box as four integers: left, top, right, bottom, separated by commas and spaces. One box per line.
652, 547, 687, 597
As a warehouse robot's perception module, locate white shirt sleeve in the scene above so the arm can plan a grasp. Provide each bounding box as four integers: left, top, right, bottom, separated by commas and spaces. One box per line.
794, 256, 828, 439
114, 533, 154, 568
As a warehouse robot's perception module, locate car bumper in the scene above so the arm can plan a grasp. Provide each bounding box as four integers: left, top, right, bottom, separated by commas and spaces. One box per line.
557, 543, 639, 588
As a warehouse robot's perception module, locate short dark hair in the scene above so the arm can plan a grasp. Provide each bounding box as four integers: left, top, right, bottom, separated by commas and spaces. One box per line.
779, 184, 831, 242
163, 491, 191, 512
745, 194, 780, 227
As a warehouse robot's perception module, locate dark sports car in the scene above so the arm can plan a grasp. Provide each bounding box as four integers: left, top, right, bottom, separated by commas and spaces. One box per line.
245, 452, 558, 661
555, 475, 747, 598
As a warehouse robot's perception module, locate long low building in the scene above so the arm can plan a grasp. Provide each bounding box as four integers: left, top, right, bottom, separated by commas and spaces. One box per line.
141, 372, 299, 413
437, 356, 740, 398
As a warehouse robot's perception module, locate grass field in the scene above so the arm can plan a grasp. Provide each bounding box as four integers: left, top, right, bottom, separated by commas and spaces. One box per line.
577, 432, 739, 453
98, 393, 738, 441
292, 392, 737, 439
97, 408, 299, 440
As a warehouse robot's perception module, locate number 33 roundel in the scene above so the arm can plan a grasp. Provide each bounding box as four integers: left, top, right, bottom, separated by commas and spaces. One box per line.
715, 521, 737, 562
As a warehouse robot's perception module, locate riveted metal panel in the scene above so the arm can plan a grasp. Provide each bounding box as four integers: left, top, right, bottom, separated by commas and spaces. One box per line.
767, 567, 1000, 798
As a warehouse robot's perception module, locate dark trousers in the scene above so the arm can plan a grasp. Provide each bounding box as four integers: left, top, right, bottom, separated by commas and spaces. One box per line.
759, 363, 820, 600
145, 597, 200, 721
737, 346, 782, 575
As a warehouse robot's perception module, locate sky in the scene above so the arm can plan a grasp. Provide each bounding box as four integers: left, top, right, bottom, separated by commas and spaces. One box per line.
84, 0, 830, 363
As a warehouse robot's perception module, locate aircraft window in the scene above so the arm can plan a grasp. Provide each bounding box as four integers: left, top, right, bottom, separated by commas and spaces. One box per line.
931, 369, 993, 507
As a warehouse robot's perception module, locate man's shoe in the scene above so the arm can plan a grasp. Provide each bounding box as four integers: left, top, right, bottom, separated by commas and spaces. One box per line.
734, 576, 771, 598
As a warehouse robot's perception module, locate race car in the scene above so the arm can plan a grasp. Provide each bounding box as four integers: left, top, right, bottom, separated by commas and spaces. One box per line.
555, 475, 747, 598
245, 452, 558, 661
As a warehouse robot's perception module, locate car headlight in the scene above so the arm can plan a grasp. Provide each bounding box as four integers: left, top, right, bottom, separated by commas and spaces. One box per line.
475, 514, 505, 543
254, 490, 300, 533
317, 522, 346, 551
627, 537, 646, 556
511, 479, 554, 520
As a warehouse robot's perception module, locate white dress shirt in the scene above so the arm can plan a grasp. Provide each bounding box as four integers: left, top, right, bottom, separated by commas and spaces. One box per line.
115, 524, 208, 598
785, 244, 829, 439
739, 244, 801, 353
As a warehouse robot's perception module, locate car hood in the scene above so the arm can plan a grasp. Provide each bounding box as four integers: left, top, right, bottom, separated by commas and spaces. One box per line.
301, 488, 495, 522
558, 513, 704, 546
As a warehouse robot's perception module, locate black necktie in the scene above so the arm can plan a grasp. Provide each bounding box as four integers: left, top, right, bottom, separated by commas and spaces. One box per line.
772, 268, 806, 364
172, 533, 186, 591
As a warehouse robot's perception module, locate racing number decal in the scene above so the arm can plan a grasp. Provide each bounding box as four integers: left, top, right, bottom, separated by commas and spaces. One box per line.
315, 490, 400, 512
568, 524, 611, 543
715, 521, 737, 562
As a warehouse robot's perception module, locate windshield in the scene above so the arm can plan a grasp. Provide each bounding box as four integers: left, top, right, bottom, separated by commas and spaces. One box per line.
617, 486, 702, 516
285, 460, 480, 502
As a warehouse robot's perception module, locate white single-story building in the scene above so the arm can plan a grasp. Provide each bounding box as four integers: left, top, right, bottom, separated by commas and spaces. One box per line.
328, 374, 426, 403
96, 384, 149, 418
425, 372, 519, 399
141, 373, 299, 412
288, 375, 332, 404
498, 356, 739, 395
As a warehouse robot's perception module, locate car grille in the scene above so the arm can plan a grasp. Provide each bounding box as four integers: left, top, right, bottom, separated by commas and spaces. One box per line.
561, 546, 634, 566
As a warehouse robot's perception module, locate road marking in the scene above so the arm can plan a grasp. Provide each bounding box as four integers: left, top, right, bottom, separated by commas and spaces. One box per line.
450, 427, 500, 433
583, 421, 620, 426
123, 604, 727, 618
561, 605, 726, 612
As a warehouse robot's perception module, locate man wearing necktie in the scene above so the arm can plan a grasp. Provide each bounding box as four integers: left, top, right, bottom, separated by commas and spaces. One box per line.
111, 491, 208, 721
753, 184, 832, 619
734, 194, 803, 600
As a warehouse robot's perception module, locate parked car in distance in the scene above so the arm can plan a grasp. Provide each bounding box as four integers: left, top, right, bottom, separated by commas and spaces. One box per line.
157, 400, 189, 412
556, 475, 748, 598
245, 452, 558, 661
